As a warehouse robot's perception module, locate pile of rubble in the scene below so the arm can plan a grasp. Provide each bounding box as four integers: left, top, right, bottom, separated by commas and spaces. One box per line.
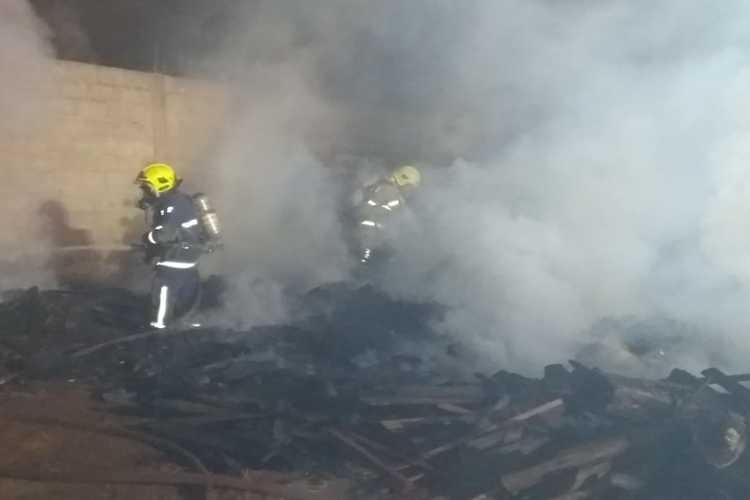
0, 285, 748, 499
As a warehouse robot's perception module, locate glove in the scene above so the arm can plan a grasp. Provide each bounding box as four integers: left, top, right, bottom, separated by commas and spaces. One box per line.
140, 233, 160, 263
136, 188, 156, 210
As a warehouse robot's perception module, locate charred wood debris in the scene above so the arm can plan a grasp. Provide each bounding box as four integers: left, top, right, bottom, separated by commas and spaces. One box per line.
0, 284, 748, 500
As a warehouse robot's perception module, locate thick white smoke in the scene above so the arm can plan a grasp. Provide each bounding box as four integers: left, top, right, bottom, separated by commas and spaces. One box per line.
201, 61, 352, 327
0, 0, 57, 290
199, 0, 750, 375
0, 0, 53, 131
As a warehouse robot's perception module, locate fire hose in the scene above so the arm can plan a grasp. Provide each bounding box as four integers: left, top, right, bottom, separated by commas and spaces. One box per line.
1, 244, 144, 263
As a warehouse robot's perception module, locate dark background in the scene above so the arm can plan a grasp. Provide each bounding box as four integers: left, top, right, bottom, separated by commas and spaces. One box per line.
30, 0, 243, 75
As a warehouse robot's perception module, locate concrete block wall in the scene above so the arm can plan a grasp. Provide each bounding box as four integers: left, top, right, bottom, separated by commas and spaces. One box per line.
0, 60, 227, 285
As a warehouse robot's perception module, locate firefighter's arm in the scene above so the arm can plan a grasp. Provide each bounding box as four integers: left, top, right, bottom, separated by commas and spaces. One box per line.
143, 211, 179, 246
366, 185, 403, 213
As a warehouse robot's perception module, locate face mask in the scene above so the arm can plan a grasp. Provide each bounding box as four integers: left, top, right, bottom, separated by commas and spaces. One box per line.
136, 185, 156, 209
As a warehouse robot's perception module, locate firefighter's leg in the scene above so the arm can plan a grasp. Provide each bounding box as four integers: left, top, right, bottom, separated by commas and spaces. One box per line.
150, 267, 177, 329
173, 268, 201, 322
355, 225, 384, 265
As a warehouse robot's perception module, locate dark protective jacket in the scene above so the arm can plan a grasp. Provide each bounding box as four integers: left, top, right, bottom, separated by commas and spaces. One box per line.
144, 189, 203, 268
355, 179, 405, 229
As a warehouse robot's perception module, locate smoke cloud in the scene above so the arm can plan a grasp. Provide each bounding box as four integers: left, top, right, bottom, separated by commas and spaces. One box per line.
194, 0, 750, 375
38, 0, 95, 62
0, 0, 57, 289
0, 0, 54, 131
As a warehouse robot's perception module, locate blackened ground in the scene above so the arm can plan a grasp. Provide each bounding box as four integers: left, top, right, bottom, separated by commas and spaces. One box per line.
0, 282, 746, 500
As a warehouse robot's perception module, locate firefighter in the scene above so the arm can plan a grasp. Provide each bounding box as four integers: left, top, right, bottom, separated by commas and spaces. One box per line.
136, 163, 203, 330
353, 165, 421, 266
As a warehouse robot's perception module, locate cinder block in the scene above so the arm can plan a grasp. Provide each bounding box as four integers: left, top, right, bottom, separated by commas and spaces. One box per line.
163, 74, 186, 93
122, 71, 155, 91
60, 82, 88, 99
107, 105, 130, 124
87, 65, 113, 85
88, 84, 119, 102
118, 141, 153, 159
122, 102, 152, 119
44, 121, 79, 143
120, 88, 151, 105
27, 150, 68, 172
95, 66, 126, 86
57, 61, 85, 83
58, 61, 94, 83
49, 98, 78, 116
76, 100, 108, 121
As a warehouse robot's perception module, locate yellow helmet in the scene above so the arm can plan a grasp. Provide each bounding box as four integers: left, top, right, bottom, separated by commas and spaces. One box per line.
390, 165, 421, 188
137, 163, 177, 195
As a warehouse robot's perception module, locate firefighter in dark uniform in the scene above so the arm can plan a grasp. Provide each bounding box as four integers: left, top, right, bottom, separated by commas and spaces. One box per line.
136, 163, 203, 330
353, 165, 421, 266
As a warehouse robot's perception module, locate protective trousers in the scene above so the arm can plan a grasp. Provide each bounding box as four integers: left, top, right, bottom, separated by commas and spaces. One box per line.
354, 224, 398, 273
150, 266, 200, 329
